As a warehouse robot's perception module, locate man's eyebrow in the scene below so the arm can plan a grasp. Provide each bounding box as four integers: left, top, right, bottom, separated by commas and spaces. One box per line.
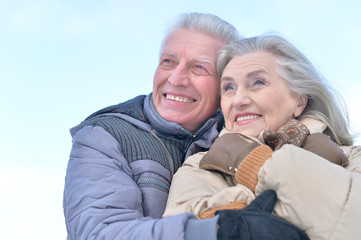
193, 58, 215, 71
160, 53, 214, 69
193, 58, 212, 65
162, 51, 177, 57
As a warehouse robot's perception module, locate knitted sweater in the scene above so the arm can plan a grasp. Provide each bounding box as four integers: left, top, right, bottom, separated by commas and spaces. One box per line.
63, 94, 224, 240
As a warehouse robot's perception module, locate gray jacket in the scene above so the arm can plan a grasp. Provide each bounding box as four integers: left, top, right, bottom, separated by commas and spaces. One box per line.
63, 94, 223, 240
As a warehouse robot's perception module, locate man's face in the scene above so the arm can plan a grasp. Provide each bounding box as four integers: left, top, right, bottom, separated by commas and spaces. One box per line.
153, 29, 225, 133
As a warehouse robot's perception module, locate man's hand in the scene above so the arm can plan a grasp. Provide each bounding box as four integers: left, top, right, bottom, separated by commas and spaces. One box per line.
216, 190, 310, 240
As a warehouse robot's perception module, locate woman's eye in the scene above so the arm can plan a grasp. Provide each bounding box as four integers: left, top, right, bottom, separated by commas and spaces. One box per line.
222, 83, 235, 92
253, 79, 265, 86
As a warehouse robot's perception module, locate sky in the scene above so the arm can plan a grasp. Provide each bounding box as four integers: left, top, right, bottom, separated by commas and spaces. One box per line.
1, 0, 360, 239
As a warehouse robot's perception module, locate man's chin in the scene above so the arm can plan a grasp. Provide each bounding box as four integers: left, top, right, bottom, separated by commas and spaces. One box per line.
161, 112, 188, 123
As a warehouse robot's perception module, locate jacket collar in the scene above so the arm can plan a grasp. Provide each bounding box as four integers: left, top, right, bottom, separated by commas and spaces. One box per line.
144, 93, 224, 141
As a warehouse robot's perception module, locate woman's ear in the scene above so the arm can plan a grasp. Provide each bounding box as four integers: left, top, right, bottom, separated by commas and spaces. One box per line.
294, 94, 308, 118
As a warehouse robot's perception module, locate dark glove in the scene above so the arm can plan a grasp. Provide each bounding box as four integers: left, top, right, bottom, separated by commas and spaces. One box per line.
263, 119, 310, 150
199, 133, 260, 176
216, 190, 310, 240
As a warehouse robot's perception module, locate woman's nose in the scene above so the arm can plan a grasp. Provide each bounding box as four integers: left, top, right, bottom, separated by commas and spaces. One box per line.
168, 63, 190, 87
233, 89, 251, 108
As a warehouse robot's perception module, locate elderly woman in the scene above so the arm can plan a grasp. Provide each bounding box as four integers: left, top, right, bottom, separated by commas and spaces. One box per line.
163, 34, 361, 240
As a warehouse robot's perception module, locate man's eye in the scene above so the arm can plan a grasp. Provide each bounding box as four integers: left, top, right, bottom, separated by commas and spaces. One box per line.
196, 65, 205, 69
164, 59, 172, 63
194, 65, 207, 72
192, 64, 209, 75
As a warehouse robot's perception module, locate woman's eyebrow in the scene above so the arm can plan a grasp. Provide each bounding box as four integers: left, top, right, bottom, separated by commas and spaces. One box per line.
221, 76, 234, 83
246, 69, 267, 78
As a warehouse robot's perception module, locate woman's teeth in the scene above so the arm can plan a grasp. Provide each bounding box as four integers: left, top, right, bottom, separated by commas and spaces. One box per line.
236, 115, 259, 121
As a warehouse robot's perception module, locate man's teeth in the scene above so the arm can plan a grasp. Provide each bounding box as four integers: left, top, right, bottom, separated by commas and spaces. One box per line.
166, 94, 194, 103
236, 115, 259, 121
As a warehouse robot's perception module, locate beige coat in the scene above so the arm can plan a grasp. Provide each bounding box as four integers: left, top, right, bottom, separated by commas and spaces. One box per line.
163, 123, 361, 240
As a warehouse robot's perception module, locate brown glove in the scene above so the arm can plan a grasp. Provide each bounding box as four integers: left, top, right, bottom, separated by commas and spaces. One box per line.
263, 119, 310, 150
199, 201, 248, 219
199, 133, 260, 176
235, 145, 273, 192
236, 119, 309, 192
303, 133, 349, 166
236, 133, 349, 193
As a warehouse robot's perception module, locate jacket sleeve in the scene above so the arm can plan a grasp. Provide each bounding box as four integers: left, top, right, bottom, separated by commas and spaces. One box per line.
163, 152, 255, 218
63, 125, 215, 240
256, 144, 361, 240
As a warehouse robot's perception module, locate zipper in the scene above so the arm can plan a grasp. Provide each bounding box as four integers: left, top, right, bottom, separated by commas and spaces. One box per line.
184, 134, 196, 154
137, 178, 170, 192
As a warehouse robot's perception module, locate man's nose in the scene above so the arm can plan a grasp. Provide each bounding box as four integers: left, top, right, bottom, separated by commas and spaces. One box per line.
168, 63, 190, 87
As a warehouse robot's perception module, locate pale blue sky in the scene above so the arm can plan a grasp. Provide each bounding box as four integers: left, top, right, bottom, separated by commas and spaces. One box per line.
1, 0, 360, 239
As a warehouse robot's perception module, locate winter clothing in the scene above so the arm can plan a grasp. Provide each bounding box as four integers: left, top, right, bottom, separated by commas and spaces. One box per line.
217, 190, 310, 240
200, 119, 348, 194
235, 145, 273, 191
63, 94, 224, 240
235, 132, 349, 192
163, 118, 361, 239
262, 119, 310, 150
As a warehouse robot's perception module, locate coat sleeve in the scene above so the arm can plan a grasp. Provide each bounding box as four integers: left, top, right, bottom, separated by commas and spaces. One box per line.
163, 152, 255, 218
256, 144, 361, 240
63, 125, 196, 240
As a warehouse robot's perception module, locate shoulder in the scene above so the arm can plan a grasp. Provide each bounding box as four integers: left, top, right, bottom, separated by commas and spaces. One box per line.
84, 95, 147, 122
70, 95, 148, 136
256, 144, 361, 239
300, 117, 327, 134
341, 145, 361, 173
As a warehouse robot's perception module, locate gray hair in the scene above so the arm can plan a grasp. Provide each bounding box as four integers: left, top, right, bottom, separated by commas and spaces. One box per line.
217, 34, 353, 145
160, 12, 241, 54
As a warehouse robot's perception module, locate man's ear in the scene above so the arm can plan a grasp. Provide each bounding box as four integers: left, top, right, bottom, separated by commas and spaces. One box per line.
294, 94, 308, 118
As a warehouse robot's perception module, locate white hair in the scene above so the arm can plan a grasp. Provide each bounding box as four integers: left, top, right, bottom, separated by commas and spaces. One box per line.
217, 34, 353, 145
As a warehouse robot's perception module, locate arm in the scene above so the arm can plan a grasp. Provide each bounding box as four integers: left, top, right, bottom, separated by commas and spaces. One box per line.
63, 125, 217, 240
163, 151, 255, 218
256, 144, 361, 240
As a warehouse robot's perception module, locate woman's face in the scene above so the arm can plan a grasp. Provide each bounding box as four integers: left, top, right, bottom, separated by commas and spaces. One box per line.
220, 51, 307, 138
